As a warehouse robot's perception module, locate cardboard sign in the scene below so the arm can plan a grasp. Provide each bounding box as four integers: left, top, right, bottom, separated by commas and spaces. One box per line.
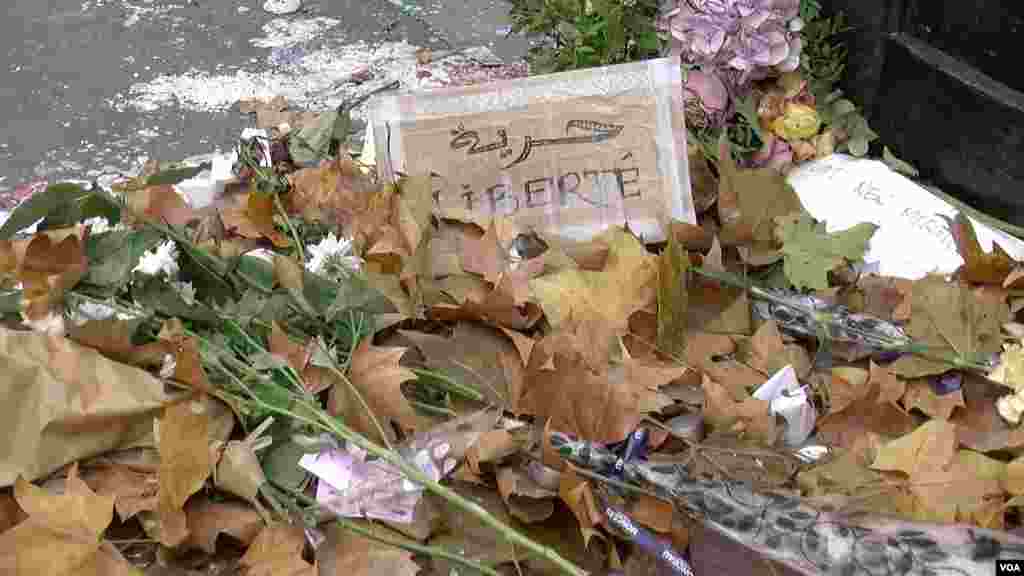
366, 58, 693, 242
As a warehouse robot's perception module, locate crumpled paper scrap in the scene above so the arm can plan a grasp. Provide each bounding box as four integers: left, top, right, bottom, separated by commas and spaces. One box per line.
752, 364, 817, 447
298, 439, 457, 524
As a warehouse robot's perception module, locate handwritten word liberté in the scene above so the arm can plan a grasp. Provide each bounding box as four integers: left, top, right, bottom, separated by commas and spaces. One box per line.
441, 119, 639, 215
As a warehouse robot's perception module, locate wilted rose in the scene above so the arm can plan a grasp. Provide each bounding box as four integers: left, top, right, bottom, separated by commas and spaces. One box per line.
685, 69, 729, 113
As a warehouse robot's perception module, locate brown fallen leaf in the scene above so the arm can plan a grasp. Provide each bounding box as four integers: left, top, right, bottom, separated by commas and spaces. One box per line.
400, 322, 524, 410
496, 464, 557, 523
740, 320, 796, 376
426, 481, 517, 573
686, 273, 752, 335
952, 373, 1024, 452
79, 463, 159, 522
238, 95, 321, 131
687, 143, 719, 214
871, 419, 957, 477
870, 360, 906, 405
559, 464, 602, 548
465, 429, 522, 475
460, 217, 508, 285
239, 523, 316, 576
18, 232, 88, 324
157, 395, 214, 547
827, 366, 870, 415
947, 212, 1018, 285
0, 463, 134, 576
685, 331, 765, 396
629, 493, 674, 534
285, 155, 377, 226
397, 174, 434, 256
716, 136, 804, 247
219, 191, 290, 247
668, 220, 714, 252
433, 273, 544, 331
816, 372, 919, 450
520, 335, 643, 444
125, 183, 196, 227
184, 497, 264, 554
701, 374, 778, 446
319, 522, 419, 576
854, 274, 912, 321
328, 339, 419, 445
157, 318, 214, 392
67, 319, 170, 371
902, 378, 965, 420
907, 449, 1005, 527
889, 275, 1008, 378
0, 491, 26, 533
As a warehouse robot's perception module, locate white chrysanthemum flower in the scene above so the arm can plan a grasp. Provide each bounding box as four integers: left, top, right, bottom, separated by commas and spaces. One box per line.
82, 216, 126, 234
133, 240, 180, 278
305, 233, 362, 279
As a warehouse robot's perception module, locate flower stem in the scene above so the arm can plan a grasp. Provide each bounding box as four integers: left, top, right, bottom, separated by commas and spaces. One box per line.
276, 482, 502, 576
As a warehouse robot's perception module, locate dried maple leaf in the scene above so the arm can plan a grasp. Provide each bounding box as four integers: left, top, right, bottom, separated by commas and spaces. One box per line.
460, 219, 506, 284
496, 465, 556, 523
79, 463, 158, 522
701, 374, 778, 446
157, 318, 213, 392
432, 273, 544, 331
716, 136, 804, 247
902, 378, 965, 420
889, 275, 1008, 378
871, 419, 957, 477
328, 339, 419, 445
183, 497, 264, 554
0, 463, 134, 576
529, 227, 657, 333
906, 449, 1005, 527
268, 321, 310, 378
855, 274, 912, 322
826, 366, 870, 415
558, 464, 602, 548
399, 323, 524, 411
157, 395, 214, 547
68, 319, 170, 370
323, 523, 419, 576
125, 183, 195, 227
952, 373, 1024, 452
521, 342, 642, 444
239, 523, 316, 576
396, 174, 434, 256
816, 371, 919, 450
870, 361, 906, 405
947, 212, 1018, 285
18, 232, 88, 323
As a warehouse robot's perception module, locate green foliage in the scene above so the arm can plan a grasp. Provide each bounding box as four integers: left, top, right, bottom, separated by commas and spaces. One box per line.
817, 90, 878, 157
800, 12, 851, 99
774, 211, 878, 291
508, 0, 662, 73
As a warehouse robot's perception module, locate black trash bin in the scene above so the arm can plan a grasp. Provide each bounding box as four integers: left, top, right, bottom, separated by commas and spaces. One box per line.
825, 0, 1024, 226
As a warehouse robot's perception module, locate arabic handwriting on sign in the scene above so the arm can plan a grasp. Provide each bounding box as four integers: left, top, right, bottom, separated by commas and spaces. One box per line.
501, 119, 625, 169
449, 123, 510, 155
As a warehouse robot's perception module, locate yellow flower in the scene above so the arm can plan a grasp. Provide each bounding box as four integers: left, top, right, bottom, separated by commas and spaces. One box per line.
770, 103, 821, 141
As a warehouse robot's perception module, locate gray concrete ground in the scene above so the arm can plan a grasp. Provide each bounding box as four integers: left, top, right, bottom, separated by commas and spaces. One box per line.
0, 0, 529, 194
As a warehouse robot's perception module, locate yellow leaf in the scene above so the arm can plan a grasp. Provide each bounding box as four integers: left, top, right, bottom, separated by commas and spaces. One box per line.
529, 227, 656, 333
870, 419, 956, 477
157, 395, 213, 547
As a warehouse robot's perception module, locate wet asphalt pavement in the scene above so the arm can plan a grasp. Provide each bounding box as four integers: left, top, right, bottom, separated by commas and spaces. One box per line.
0, 0, 529, 193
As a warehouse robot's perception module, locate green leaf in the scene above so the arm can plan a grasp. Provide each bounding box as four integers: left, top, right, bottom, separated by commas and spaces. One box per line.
734, 93, 765, 143
131, 273, 220, 324
145, 164, 210, 187
288, 110, 339, 165
0, 290, 20, 315
882, 146, 920, 177
636, 30, 660, 52
830, 99, 857, 118
774, 211, 879, 291
0, 182, 91, 239
83, 229, 164, 290
847, 136, 869, 157
260, 424, 312, 492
